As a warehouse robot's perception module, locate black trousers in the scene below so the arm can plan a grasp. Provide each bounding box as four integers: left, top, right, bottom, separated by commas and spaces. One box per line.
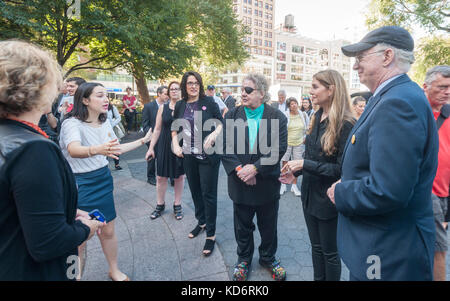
183, 155, 220, 237
303, 211, 341, 281
146, 142, 156, 180
233, 199, 279, 265
124, 109, 136, 131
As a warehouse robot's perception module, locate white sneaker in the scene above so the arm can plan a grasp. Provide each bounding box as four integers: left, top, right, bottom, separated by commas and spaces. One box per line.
291, 184, 301, 196
280, 184, 287, 195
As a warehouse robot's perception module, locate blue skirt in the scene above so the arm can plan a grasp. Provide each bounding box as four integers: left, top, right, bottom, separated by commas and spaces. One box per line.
74, 165, 116, 223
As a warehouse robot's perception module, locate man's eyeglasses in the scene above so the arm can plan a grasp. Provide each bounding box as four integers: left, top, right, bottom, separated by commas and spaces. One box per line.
170, 88, 180, 91
187, 82, 200, 87
355, 50, 385, 64
241, 86, 257, 94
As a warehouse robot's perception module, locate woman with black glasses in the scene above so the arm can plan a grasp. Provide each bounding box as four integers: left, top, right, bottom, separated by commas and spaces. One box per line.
146, 81, 185, 220
171, 71, 223, 256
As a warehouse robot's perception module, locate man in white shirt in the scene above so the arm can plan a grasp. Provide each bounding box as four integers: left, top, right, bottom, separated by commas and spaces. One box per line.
271, 90, 288, 112
206, 85, 228, 117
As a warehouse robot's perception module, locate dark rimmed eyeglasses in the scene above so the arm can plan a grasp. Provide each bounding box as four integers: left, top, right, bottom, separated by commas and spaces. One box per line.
241, 86, 258, 94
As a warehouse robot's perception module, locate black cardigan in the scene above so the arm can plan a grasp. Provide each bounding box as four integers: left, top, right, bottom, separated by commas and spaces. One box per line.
172, 96, 223, 162
295, 109, 354, 220
0, 120, 90, 280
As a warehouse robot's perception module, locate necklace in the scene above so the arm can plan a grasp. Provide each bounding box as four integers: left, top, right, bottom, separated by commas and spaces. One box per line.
8, 117, 49, 139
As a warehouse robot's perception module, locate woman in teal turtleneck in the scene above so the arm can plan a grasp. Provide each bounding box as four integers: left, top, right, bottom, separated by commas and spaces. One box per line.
222, 74, 288, 281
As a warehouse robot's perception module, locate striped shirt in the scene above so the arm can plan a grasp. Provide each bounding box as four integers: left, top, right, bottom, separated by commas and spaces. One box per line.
60, 117, 117, 174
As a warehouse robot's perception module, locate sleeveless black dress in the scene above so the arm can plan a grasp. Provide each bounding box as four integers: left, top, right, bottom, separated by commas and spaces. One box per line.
156, 103, 185, 178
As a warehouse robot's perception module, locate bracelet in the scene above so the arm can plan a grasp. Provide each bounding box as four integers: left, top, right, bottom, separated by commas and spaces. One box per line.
87, 146, 92, 157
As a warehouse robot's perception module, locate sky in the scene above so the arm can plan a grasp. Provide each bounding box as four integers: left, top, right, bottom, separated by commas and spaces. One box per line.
274, 0, 372, 42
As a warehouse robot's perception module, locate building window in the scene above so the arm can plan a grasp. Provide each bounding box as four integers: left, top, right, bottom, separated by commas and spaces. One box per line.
291, 66, 304, 74
259, 20, 263, 27
291, 75, 303, 81
277, 42, 286, 51
269, 23, 272, 29
276, 73, 286, 80
277, 52, 286, 61
269, 32, 272, 38
264, 22, 268, 28
291, 55, 304, 64
254, 0, 258, 6
248, 0, 252, 4
306, 47, 319, 56
254, 9, 258, 15
292, 45, 304, 54
277, 63, 286, 72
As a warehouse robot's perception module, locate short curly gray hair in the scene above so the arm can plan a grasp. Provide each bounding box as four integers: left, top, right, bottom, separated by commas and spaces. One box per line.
243, 73, 271, 103
0, 40, 63, 118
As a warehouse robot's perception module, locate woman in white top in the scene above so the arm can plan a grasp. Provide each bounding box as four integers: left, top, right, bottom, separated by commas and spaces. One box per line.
107, 101, 123, 170
60, 82, 151, 281
280, 97, 309, 196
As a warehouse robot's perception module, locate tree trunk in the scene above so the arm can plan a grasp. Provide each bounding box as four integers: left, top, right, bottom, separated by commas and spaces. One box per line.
133, 66, 151, 104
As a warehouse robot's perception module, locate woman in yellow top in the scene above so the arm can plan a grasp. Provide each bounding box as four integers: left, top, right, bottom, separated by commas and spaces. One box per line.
280, 97, 309, 196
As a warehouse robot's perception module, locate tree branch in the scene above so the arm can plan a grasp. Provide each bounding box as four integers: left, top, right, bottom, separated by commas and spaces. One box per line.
62, 35, 82, 65
68, 54, 112, 69
64, 61, 130, 78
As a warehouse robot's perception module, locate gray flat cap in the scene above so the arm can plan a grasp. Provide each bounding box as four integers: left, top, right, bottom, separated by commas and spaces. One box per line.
341, 26, 414, 57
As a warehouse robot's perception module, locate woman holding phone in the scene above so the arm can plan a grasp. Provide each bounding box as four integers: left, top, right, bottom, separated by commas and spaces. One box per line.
60, 82, 152, 281
280, 70, 355, 281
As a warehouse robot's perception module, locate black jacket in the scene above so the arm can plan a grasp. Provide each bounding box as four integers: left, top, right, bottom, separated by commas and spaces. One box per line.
0, 119, 89, 280
221, 104, 287, 206
172, 96, 223, 163
295, 109, 354, 219
224, 96, 236, 110
142, 100, 160, 134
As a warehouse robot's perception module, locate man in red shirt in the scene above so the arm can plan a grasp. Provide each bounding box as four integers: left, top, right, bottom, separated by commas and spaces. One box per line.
424, 65, 450, 281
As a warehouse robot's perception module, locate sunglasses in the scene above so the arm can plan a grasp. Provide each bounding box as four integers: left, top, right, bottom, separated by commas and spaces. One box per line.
241, 86, 258, 94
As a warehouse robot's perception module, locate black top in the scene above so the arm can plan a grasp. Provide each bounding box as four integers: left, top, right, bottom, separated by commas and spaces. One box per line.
155, 103, 184, 178
295, 109, 354, 219
0, 119, 90, 280
172, 96, 223, 162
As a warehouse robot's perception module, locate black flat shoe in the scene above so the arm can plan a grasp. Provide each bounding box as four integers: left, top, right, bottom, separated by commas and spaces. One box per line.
202, 238, 215, 256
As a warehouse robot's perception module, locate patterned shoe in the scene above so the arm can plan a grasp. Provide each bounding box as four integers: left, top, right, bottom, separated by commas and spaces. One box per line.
232, 261, 250, 281
259, 259, 286, 281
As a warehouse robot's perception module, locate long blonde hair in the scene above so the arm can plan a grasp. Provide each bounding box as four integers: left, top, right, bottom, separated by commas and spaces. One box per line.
308, 70, 355, 156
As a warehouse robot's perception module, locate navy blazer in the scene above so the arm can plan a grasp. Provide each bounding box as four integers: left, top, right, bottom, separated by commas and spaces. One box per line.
221, 104, 287, 206
334, 74, 439, 280
142, 101, 160, 134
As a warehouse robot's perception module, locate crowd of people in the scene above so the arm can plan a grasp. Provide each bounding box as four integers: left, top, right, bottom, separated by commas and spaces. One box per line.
0, 24, 449, 282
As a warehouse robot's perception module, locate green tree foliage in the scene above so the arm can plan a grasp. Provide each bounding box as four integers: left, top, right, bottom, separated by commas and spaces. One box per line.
366, 0, 449, 82
0, 0, 248, 102
411, 35, 450, 83
367, 0, 449, 32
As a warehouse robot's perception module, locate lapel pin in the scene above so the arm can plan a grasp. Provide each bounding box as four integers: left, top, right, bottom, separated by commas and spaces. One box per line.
351, 134, 356, 144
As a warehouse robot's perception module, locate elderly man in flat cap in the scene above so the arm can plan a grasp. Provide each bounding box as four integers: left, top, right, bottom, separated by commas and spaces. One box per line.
327, 26, 439, 280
